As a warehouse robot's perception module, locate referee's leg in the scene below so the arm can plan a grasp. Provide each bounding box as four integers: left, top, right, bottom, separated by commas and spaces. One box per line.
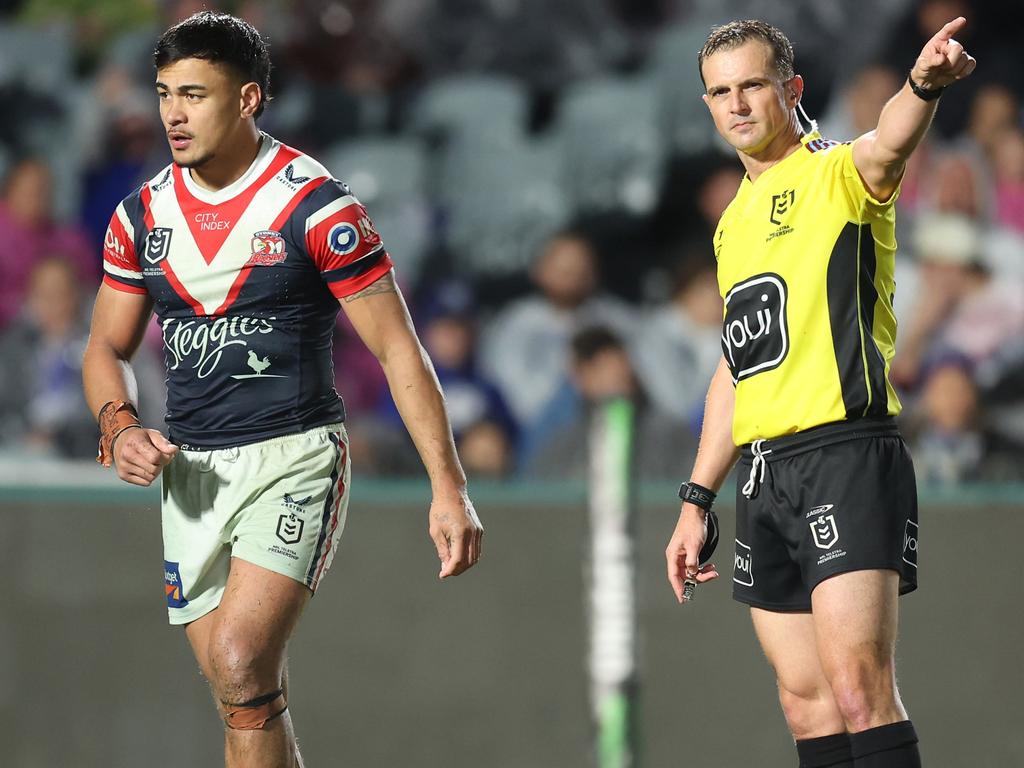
751, 608, 853, 767
813, 569, 921, 766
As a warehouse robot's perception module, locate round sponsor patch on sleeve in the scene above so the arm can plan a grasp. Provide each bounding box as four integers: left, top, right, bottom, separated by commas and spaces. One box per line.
327, 222, 360, 256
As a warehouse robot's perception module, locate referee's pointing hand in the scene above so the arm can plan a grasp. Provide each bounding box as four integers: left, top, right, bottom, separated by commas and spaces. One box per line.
913, 16, 977, 90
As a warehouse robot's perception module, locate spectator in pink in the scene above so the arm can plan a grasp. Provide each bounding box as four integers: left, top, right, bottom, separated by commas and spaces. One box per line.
0, 158, 96, 330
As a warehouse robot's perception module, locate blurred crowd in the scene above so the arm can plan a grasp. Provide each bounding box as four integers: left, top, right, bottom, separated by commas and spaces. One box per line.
0, 0, 1021, 486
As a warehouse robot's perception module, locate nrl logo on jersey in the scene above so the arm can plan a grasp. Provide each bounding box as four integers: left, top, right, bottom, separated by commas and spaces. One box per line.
145, 227, 173, 263
769, 189, 795, 226
277, 163, 312, 190
247, 230, 287, 267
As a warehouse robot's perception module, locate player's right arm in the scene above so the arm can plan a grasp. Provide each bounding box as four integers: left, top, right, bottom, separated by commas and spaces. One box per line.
665, 355, 739, 603
82, 284, 177, 486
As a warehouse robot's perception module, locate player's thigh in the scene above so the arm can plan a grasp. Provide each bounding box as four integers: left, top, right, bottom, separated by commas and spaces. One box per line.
187, 557, 311, 683
810, 568, 900, 678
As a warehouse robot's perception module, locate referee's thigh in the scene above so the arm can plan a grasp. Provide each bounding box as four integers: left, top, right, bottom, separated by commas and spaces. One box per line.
810, 569, 906, 726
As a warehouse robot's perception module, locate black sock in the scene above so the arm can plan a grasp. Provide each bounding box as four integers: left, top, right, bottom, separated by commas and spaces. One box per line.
850, 721, 921, 767
796, 732, 854, 767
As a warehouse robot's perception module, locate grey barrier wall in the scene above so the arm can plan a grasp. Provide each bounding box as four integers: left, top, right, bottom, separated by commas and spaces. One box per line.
0, 482, 1021, 767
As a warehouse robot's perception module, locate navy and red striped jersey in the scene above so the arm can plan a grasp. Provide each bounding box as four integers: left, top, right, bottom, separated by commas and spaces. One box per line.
101, 134, 393, 449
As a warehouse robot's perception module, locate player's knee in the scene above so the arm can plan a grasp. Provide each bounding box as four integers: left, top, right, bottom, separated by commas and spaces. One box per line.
207, 632, 280, 702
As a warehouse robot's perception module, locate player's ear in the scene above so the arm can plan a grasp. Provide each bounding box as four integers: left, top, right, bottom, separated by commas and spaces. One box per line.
240, 81, 262, 119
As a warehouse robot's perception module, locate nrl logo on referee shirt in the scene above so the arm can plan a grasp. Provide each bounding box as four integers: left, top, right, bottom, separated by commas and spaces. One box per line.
769, 189, 795, 225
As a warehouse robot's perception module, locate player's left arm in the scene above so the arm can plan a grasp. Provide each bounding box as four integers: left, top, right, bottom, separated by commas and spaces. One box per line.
340, 270, 483, 579
852, 16, 976, 202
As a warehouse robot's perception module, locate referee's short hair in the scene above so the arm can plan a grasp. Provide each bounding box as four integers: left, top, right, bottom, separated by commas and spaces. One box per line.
155, 11, 273, 118
698, 19, 795, 88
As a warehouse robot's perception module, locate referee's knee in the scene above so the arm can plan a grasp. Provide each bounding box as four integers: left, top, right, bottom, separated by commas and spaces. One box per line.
777, 683, 844, 740
827, 655, 900, 731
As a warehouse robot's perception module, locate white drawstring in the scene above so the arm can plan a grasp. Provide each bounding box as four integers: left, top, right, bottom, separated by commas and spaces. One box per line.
797, 101, 819, 136
741, 439, 773, 499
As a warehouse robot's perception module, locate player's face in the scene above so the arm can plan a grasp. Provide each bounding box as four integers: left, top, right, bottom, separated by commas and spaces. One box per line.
156, 58, 252, 168
701, 41, 798, 157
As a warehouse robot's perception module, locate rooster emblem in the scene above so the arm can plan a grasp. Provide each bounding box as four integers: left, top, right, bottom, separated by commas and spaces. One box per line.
247, 350, 271, 376
231, 349, 286, 380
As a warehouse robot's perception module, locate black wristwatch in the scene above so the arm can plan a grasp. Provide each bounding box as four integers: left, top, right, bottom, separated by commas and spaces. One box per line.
678, 481, 716, 512
677, 481, 720, 565
908, 72, 944, 102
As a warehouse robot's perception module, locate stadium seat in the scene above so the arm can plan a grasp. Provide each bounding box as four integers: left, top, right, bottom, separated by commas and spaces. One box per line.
0, 22, 73, 93
441, 134, 571, 279
322, 136, 432, 286
555, 75, 667, 216
647, 21, 722, 155
409, 74, 530, 146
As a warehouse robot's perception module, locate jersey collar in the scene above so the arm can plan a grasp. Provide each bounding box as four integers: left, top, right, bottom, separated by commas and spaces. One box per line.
179, 132, 279, 206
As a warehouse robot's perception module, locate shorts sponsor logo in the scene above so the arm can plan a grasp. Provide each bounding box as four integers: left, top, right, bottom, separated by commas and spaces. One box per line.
902, 520, 919, 568
733, 539, 754, 587
806, 503, 834, 519
810, 514, 840, 550
145, 227, 173, 263
164, 560, 189, 608
276, 513, 305, 545
722, 273, 789, 382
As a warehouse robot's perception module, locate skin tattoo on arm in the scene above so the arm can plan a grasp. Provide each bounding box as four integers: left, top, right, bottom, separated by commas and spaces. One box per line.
342, 274, 399, 303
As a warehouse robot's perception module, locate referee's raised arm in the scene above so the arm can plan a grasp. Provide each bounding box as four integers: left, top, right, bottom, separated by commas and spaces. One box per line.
852, 16, 977, 202
665, 356, 738, 603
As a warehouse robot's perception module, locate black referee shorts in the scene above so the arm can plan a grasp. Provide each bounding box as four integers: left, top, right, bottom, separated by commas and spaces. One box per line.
732, 417, 918, 612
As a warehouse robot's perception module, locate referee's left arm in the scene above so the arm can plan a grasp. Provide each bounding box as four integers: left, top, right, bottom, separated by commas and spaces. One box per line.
852, 15, 976, 202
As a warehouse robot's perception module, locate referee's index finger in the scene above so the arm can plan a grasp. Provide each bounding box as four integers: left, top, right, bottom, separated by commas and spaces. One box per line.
936, 16, 966, 42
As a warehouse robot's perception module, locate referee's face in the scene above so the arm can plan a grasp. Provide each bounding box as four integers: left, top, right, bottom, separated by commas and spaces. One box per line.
156, 57, 257, 170
701, 40, 798, 158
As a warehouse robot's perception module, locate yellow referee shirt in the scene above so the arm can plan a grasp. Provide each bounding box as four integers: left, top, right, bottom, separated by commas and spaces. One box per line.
715, 132, 902, 446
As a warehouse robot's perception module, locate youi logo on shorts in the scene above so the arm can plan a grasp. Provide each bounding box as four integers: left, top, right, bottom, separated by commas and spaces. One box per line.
722, 273, 789, 382
902, 520, 919, 568
733, 539, 754, 586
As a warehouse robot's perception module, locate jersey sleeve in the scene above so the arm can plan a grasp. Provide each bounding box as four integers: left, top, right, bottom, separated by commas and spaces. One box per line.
302, 180, 393, 299
824, 141, 901, 224
101, 201, 147, 294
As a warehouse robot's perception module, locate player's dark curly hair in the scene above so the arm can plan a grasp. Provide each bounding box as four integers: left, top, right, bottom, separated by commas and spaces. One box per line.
698, 20, 795, 88
154, 11, 272, 118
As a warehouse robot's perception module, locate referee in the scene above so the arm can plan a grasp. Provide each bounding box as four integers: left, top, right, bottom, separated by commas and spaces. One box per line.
665, 17, 975, 768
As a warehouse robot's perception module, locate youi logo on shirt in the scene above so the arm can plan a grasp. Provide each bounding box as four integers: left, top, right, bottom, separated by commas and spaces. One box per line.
722, 272, 790, 381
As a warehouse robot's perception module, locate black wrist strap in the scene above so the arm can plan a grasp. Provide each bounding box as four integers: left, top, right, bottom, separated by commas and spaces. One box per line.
907, 72, 944, 102
679, 481, 716, 511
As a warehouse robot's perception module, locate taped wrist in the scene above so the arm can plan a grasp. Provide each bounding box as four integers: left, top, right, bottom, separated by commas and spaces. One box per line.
96, 399, 142, 467
223, 689, 288, 730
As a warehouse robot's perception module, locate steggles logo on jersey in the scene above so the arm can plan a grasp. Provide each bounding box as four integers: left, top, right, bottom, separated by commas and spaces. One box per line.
231, 349, 286, 380
163, 316, 278, 379
247, 230, 288, 267
145, 227, 173, 264
722, 272, 790, 382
